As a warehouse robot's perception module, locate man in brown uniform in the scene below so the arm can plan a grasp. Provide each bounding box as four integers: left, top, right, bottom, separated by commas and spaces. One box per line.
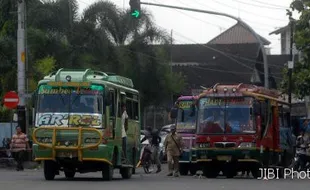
164, 124, 184, 177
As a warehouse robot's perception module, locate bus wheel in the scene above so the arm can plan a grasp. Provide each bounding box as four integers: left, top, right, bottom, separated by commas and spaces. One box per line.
251, 167, 262, 179
203, 168, 219, 178
120, 167, 132, 179
102, 165, 113, 181
189, 167, 197, 175
179, 163, 189, 175
44, 161, 56, 180
64, 171, 75, 179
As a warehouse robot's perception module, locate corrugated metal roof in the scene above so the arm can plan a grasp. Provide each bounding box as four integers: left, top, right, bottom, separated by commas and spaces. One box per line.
208, 22, 271, 45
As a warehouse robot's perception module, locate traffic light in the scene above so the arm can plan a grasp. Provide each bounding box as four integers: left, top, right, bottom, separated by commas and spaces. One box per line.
129, 0, 141, 18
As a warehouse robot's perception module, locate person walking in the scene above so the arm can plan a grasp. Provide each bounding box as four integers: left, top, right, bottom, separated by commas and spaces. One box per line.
164, 124, 184, 177
10, 126, 30, 171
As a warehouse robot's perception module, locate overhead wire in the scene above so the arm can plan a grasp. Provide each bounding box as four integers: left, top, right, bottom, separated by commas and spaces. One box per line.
171, 30, 283, 79
250, 0, 290, 9
232, 0, 287, 10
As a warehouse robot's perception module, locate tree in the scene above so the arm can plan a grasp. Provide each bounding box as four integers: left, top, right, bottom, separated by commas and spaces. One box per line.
282, 0, 310, 98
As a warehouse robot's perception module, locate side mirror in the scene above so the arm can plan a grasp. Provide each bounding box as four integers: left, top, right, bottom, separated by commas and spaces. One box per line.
170, 107, 178, 119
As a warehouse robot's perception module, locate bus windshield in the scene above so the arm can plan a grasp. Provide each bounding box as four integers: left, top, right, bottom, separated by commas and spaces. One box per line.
197, 97, 255, 134
35, 84, 104, 128
176, 100, 195, 133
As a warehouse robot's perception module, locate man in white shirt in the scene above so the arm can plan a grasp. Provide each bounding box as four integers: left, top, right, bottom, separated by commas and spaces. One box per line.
121, 103, 129, 161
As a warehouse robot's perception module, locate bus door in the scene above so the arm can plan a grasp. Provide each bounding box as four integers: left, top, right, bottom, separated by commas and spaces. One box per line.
109, 88, 116, 139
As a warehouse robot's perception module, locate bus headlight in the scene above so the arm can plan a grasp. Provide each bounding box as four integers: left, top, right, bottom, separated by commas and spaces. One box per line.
198, 143, 210, 148
238, 142, 255, 148
37, 137, 52, 143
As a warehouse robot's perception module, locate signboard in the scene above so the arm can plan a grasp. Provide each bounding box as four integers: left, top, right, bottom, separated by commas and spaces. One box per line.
178, 101, 193, 109
3, 91, 19, 109
200, 97, 252, 107
35, 113, 103, 128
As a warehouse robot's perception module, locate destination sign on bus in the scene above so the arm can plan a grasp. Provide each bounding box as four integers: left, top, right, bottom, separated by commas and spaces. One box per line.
178, 101, 193, 109
38, 84, 104, 95
200, 97, 252, 107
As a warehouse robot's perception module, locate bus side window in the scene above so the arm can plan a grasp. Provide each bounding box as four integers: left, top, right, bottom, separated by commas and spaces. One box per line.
118, 93, 126, 117
126, 99, 133, 119
133, 101, 139, 120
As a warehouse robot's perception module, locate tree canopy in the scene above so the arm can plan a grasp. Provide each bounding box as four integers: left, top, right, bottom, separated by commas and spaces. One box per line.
282, 0, 310, 98
0, 0, 186, 120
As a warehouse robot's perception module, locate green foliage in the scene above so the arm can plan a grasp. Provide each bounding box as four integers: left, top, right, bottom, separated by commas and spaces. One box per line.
34, 56, 56, 76
282, 1, 310, 98
0, 0, 185, 120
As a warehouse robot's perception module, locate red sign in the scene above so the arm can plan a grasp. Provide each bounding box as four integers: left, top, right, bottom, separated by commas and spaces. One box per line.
3, 91, 19, 109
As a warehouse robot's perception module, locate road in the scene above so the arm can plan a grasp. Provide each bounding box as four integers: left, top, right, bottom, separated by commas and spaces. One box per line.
0, 164, 309, 190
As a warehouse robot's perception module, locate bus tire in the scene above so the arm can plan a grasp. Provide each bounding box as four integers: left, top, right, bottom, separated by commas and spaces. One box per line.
189, 167, 197, 175
179, 163, 189, 175
120, 167, 132, 179
44, 161, 56, 180
102, 165, 113, 181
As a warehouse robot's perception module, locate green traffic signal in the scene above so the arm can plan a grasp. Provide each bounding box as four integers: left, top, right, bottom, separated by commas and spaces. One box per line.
129, 0, 141, 18
131, 10, 140, 18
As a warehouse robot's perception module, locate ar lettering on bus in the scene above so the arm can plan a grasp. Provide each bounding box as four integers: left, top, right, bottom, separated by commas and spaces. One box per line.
38, 114, 66, 126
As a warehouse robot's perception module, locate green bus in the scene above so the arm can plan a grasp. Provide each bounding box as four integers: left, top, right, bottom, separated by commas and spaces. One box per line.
31, 69, 141, 180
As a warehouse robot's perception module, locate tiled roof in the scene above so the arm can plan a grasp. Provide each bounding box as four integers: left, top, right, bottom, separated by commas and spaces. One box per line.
167, 44, 292, 93
208, 22, 271, 45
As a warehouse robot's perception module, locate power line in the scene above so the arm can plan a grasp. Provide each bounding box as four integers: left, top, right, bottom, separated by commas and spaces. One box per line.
172, 31, 283, 79
232, 0, 286, 10
212, 0, 287, 22
251, 0, 289, 9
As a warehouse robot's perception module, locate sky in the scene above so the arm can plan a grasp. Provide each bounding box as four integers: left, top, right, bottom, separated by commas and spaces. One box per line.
76, 0, 295, 54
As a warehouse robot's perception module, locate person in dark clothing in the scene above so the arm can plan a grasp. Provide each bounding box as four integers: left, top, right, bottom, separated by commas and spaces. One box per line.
141, 127, 162, 173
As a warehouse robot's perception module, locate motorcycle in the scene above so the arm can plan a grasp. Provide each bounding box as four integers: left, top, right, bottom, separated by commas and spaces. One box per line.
136, 140, 156, 174
292, 144, 310, 171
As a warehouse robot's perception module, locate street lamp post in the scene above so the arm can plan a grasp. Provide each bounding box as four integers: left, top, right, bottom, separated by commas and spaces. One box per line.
140, 2, 269, 88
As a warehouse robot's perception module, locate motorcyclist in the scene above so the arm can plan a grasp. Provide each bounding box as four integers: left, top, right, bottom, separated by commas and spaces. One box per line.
141, 127, 162, 173
295, 128, 309, 171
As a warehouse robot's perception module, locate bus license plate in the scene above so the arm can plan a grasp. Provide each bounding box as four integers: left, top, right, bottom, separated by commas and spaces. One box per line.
217, 156, 231, 161
57, 151, 77, 158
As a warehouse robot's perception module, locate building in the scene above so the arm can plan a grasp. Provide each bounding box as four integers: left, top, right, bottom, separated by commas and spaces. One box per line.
171, 22, 290, 95
269, 24, 299, 56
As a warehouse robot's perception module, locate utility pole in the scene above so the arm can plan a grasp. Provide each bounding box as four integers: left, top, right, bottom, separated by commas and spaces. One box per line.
170, 29, 173, 106
288, 20, 294, 133
17, 0, 26, 133
138, 2, 269, 88
288, 20, 294, 105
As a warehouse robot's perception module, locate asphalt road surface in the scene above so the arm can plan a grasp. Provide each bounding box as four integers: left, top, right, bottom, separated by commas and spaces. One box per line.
0, 164, 309, 190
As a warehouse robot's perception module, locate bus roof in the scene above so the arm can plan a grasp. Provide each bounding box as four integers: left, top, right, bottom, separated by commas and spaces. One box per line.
177, 96, 198, 101
37, 68, 138, 93
200, 83, 289, 105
